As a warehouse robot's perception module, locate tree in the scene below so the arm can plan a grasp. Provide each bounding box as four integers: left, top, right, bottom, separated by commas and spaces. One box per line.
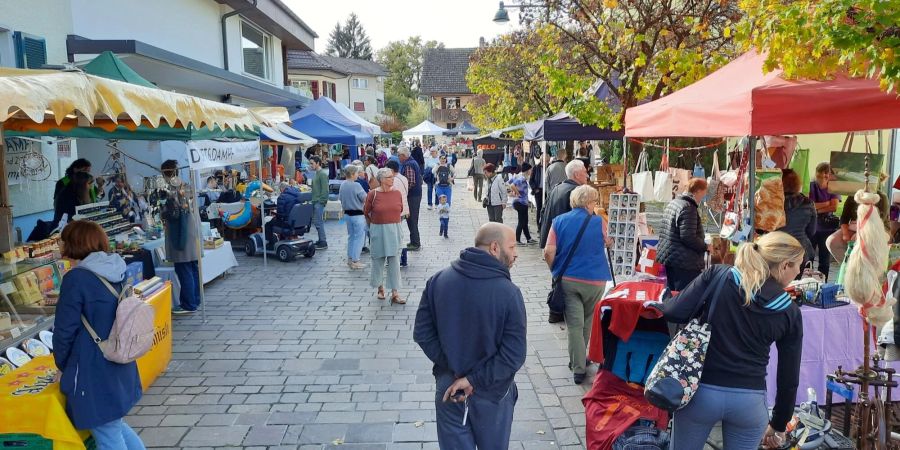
738, 0, 900, 92
519, 0, 741, 128
466, 27, 566, 131
376, 37, 444, 125
384, 90, 411, 119
378, 115, 406, 133
405, 98, 431, 127
326, 13, 373, 60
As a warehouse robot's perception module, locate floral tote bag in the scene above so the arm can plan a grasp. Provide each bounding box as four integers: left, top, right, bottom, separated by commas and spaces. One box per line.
644, 270, 729, 412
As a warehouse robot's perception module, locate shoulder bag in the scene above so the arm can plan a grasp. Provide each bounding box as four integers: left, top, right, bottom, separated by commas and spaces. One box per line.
546, 214, 593, 314
644, 269, 730, 412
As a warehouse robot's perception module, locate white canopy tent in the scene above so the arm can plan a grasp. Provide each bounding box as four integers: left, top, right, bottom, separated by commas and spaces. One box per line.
403, 120, 448, 136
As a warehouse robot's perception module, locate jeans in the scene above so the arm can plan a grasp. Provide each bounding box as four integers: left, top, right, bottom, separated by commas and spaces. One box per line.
91, 418, 145, 450
435, 185, 453, 205
370, 255, 401, 290
513, 202, 531, 242
426, 181, 436, 206
439, 217, 449, 236
562, 280, 605, 375
473, 174, 485, 200
435, 374, 517, 450
487, 205, 504, 223
406, 194, 422, 246
671, 384, 768, 450
313, 203, 327, 245
345, 215, 367, 262
174, 261, 201, 311
664, 265, 702, 292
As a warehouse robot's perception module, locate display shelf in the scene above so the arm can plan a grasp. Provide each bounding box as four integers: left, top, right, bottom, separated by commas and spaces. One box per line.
0, 259, 63, 356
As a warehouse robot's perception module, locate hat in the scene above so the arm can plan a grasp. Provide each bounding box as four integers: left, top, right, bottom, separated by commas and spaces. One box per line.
483, 163, 496, 173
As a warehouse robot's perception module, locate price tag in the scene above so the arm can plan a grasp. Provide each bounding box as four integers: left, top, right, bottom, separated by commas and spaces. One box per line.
10, 326, 21, 338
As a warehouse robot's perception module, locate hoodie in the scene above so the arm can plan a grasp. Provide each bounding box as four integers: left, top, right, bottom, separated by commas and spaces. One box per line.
53, 252, 142, 429
662, 265, 803, 432
414, 248, 527, 402
778, 192, 817, 262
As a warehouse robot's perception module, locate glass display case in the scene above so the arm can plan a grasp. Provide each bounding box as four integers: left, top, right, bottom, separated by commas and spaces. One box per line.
0, 258, 68, 363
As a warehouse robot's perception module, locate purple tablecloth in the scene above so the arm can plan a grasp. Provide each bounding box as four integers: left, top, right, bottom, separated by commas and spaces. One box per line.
766, 304, 900, 406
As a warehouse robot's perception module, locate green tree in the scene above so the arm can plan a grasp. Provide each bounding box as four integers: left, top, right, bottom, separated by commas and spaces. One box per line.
326, 13, 373, 60
405, 98, 431, 127
738, 0, 900, 92
377, 37, 443, 98
466, 27, 565, 131
520, 0, 740, 129
384, 90, 411, 119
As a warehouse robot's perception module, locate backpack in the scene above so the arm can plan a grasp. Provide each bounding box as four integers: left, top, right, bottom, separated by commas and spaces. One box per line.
80, 270, 156, 364
436, 166, 451, 186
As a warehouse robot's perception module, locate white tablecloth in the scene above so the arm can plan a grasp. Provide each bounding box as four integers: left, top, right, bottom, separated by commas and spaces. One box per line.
201, 241, 237, 283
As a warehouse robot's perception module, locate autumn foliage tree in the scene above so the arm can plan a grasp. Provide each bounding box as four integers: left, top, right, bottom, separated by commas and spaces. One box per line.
738, 0, 900, 92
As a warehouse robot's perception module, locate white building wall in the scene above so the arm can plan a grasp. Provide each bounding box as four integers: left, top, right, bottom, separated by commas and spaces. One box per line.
69, 0, 225, 68
0, 0, 74, 66
224, 14, 285, 87
346, 75, 384, 122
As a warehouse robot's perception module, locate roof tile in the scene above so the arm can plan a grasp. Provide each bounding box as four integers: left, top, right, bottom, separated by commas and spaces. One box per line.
420, 47, 476, 95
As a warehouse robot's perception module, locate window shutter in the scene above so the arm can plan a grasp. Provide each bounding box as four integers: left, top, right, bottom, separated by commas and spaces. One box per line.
331, 83, 336, 100
311, 81, 319, 99
354, 102, 365, 112
13, 32, 46, 69
441, 98, 447, 109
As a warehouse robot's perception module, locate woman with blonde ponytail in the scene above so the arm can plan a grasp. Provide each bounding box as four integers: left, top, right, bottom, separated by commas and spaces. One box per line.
663, 231, 805, 450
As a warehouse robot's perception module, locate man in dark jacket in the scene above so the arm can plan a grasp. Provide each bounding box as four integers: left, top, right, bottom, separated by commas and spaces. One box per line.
399, 147, 424, 250
540, 160, 588, 249
657, 178, 709, 291
530, 153, 550, 230
414, 223, 527, 450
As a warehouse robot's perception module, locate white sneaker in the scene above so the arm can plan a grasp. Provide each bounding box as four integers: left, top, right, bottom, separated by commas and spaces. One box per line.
428, 205, 433, 210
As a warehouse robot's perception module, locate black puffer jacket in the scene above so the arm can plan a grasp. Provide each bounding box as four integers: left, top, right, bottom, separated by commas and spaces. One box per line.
539, 180, 579, 248
656, 194, 706, 271
778, 192, 817, 263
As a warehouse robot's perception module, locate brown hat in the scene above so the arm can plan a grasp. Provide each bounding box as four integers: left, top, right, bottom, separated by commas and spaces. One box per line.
483, 163, 496, 173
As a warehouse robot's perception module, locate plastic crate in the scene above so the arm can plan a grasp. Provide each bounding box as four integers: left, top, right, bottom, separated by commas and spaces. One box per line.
0, 433, 96, 450
806, 283, 849, 309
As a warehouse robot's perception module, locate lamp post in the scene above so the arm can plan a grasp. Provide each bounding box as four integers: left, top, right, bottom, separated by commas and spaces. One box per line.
492, 1, 546, 23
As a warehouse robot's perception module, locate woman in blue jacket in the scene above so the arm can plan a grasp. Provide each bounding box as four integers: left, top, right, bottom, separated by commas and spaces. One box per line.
542, 185, 613, 384
54, 220, 145, 450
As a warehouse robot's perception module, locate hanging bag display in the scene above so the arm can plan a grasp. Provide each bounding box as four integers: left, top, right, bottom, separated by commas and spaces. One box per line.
630, 150, 655, 203
692, 151, 706, 179
546, 214, 592, 314
705, 150, 725, 212
644, 270, 730, 412
668, 153, 692, 197
653, 153, 674, 202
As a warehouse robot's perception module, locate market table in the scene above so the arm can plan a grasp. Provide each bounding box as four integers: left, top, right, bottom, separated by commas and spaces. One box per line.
142, 239, 237, 284
765, 304, 900, 406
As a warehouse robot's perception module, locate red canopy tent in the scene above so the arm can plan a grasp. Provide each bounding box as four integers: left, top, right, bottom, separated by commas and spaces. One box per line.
625, 51, 900, 137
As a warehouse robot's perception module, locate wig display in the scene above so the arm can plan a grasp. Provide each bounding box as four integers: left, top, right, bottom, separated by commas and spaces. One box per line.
845, 190, 894, 327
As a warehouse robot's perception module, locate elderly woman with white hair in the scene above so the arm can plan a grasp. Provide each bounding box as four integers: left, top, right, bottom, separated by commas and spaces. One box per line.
543, 184, 612, 385
364, 167, 406, 304
339, 165, 369, 269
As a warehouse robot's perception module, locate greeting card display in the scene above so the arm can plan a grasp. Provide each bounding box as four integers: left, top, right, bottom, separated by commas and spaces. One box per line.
608, 193, 641, 277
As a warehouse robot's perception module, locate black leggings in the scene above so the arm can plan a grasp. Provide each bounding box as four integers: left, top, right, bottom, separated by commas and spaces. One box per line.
513, 202, 531, 242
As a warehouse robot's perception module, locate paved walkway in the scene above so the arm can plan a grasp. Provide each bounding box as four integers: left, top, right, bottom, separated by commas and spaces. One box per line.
127, 160, 592, 449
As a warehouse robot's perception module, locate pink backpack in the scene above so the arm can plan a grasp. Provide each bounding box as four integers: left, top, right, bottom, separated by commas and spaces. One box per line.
80, 271, 156, 364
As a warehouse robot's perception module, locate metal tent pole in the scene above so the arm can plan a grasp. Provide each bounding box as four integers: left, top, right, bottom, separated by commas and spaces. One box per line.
259, 154, 267, 268
189, 168, 207, 323
748, 136, 757, 240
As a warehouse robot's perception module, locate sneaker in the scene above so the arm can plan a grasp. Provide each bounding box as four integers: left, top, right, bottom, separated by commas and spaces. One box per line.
315, 242, 328, 250
406, 243, 421, 251
172, 307, 196, 315
444, 234, 449, 239
517, 241, 528, 247
573, 373, 586, 385
527, 239, 538, 245
361, 246, 370, 254
350, 261, 365, 270
428, 205, 433, 210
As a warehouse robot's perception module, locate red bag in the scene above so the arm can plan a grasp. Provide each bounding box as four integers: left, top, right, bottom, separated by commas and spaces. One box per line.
583, 370, 668, 450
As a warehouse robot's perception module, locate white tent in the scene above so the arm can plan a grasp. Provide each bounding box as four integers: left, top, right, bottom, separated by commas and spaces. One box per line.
289, 96, 381, 136
260, 123, 318, 146
403, 120, 448, 136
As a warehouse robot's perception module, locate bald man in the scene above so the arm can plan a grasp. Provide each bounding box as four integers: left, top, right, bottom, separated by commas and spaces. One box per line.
414, 223, 527, 450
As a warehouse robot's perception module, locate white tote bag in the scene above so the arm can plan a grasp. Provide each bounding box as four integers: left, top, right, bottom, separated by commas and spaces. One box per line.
653, 153, 673, 202
630, 151, 654, 202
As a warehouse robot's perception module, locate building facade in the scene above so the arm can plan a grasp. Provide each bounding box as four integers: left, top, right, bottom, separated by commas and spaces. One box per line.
420, 47, 476, 130
286, 51, 387, 123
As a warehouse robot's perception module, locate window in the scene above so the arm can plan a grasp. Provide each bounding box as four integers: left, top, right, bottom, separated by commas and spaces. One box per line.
241, 20, 270, 79
352, 78, 369, 89
353, 102, 366, 112
446, 123, 457, 129
293, 80, 310, 90
377, 99, 384, 113
445, 97, 461, 110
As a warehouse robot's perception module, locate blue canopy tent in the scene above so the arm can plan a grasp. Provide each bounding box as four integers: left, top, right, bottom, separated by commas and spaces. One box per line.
289, 114, 373, 146
290, 97, 381, 136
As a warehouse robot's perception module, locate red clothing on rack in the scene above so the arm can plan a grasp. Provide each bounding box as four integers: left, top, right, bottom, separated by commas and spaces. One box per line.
587, 280, 666, 363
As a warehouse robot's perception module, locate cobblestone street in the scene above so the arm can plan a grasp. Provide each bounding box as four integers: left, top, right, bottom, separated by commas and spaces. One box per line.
127, 162, 593, 449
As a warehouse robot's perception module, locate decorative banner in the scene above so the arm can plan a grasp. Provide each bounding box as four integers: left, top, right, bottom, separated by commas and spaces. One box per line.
4, 138, 53, 185
186, 139, 260, 171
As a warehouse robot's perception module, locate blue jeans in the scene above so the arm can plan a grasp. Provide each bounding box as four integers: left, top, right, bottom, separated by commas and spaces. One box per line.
435, 185, 453, 205
671, 384, 768, 450
174, 261, 200, 311
426, 181, 436, 206
439, 217, 449, 236
435, 375, 517, 450
345, 215, 367, 262
313, 203, 327, 245
91, 419, 145, 450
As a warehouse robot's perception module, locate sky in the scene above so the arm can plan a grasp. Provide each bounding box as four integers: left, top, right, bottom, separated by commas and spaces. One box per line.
282, 0, 523, 52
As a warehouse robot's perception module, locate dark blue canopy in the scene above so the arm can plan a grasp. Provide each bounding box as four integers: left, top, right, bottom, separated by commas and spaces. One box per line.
523, 112, 623, 141
443, 120, 480, 136
289, 114, 373, 146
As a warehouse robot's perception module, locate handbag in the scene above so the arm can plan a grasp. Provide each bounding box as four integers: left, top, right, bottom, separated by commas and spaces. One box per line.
644, 270, 730, 412
630, 150, 654, 203
653, 154, 674, 203
546, 214, 592, 314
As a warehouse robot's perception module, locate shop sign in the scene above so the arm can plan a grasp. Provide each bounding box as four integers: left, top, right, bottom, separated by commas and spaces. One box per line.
187, 140, 260, 171
4, 138, 52, 185
476, 144, 497, 151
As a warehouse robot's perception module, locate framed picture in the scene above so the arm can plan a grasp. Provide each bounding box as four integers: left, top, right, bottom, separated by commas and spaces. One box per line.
829, 151, 885, 195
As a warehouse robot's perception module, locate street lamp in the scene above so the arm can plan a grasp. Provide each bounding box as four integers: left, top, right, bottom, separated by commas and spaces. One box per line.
492, 1, 543, 24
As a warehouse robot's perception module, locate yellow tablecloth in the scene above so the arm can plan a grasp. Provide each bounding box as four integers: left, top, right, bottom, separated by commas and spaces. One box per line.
0, 355, 88, 450
137, 283, 172, 390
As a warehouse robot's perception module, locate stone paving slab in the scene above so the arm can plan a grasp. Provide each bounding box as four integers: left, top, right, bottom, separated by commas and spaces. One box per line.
127, 159, 725, 449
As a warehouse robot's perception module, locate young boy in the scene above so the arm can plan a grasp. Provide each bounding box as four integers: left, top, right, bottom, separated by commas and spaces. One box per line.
437, 195, 450, 239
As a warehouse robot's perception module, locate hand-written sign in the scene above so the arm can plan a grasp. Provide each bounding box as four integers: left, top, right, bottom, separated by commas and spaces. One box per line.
4, 138, 52, 184
187, 140, 260, 171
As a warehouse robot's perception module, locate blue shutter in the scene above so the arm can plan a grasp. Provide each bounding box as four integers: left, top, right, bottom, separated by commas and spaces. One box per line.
13, 32, 47, 69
